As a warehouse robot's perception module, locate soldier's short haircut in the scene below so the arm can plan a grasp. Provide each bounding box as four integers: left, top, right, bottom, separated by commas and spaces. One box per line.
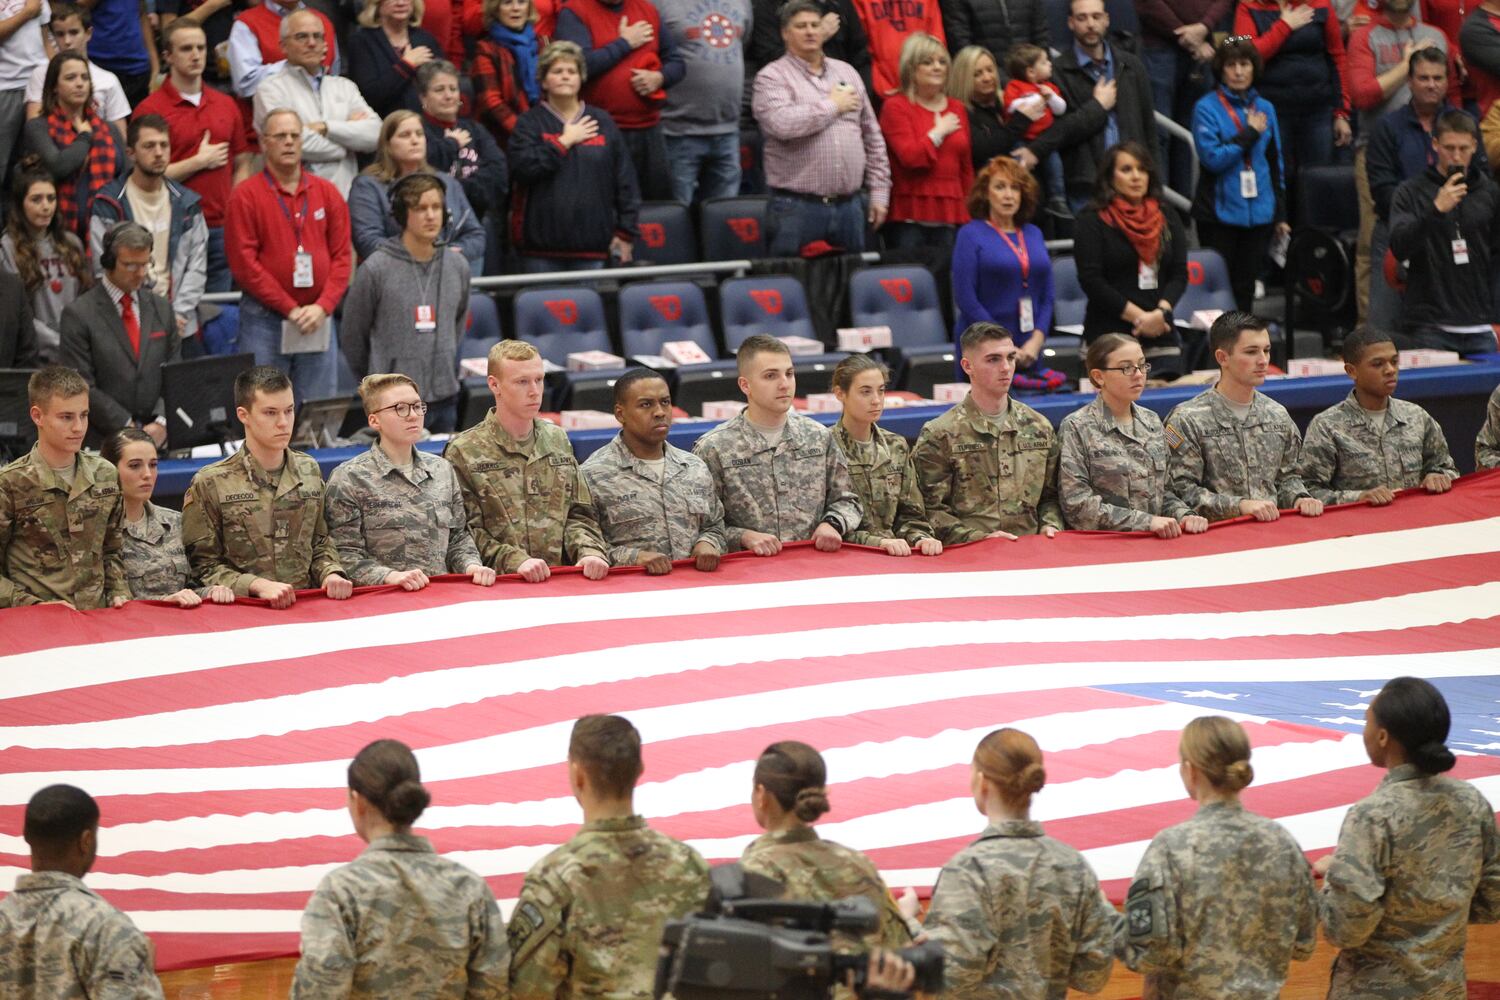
487, 338, 541, 378
735, 334, 790, 374
358, 373, 421, 415
568, 714, 643, 799
1340, 326, 1397, 366
1208, 311, 1269, 357
831, 352, 888, 393
27, 365, 88, 408
348, 739, 432, 826
612, 367, 669, 407
23, 784, 99, 849
234, 365, 293, 410
958, 321, 1014, 355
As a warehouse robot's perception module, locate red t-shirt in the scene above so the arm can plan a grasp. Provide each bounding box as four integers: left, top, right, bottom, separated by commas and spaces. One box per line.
133, 79, 251, 228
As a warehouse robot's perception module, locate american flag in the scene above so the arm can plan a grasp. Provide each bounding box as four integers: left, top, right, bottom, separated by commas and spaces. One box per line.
2, 471, 1499, 972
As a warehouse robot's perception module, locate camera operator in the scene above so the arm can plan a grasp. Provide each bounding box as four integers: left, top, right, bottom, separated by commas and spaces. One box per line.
1388, 110, 1500, 353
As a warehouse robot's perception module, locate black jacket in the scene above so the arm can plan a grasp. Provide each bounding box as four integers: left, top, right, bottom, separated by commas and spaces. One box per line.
966, 100, 1027, 169
1027, 41, 1158, 201
1388, 163, 1500, 334
1073, 203, 1188, 339
509, 104, 640, 259
421, 114, 510, 219
939, 0, 1048, 59
346, 24, 446, 118
0, 271, 37, 370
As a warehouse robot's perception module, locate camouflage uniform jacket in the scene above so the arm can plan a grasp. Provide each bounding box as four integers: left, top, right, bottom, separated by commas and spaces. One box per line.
579, 434, 727, 564
444, 412, 607, 573
740, 826, 915, 950
1478, 384, 1500, 469
910, 394, 1064, 543
0, 446, 127, 609
291, 833, 509, 999
0, 871, 163, 999
1298, 392, 1459, 505
923, 819, 1116, 1000
692, 410, 862, 549
1321, 764, 1500, 1000
324, 443, 484, 586
1057, 397, 1192, 532
121, 503, 196, 599
508, 815, 710, 1000
1163, 387, 1311, 522
1115, 801, 1317, 999
180, 447, 344, 596
831, 422, 937, 546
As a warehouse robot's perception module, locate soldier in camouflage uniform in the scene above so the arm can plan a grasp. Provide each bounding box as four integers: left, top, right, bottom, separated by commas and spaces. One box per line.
1318, 677, 1500, 1000
325, 375, 494, 589
444, 341, 609, 583
0, 784, 163, 999
1298, 329, 1459, 506
180, 367, 351, 608
1059, 335, 1207, 536
292, 739, 508, 999
741, 740, 915, 955
693, 336, 861, 555
579, 370, 726, 573
830, 355, 941, 556
1478, 384, 1500, 469
911, 324, 1064, 544
1164, 314, 1321, 523
0, 367, 128, 609
509, 715, 709, 1000
1115, 717, 1317, 998
921, 728, 1115, 999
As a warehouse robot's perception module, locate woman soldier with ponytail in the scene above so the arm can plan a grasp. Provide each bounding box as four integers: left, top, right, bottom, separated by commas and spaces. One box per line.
740, 741, 915, 955
1115, 716, 1316, 997
922, 728, 1116, 998
291, 739, 510, 998
1318, 677, 1500, 999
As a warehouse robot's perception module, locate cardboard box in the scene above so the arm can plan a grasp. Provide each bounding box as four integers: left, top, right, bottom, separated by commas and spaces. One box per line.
567, 350, 626, 372
1399, 349, 1462, 368
559, 410, 620, 430
932, 382, 970, 403
1189, 309, 1224, 332
701, 400, 748, 420
1287, 358, 1346, 378
662, 340, 712, 365
836, 325, 893, 352
459, 357, 487, 378
630, 354, 676, 369
804, 393, 843, 413
778, 336, 825, 356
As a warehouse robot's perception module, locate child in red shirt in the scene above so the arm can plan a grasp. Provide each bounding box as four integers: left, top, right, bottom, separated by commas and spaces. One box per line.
1002, 44, 1068, 210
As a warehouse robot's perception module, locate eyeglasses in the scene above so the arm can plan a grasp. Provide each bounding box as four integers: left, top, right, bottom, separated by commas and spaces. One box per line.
1103, 362, 1152, 376
373, 400, 429, 418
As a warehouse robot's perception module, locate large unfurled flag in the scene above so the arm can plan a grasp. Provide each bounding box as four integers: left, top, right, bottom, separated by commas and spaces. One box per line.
2, 472, 1499, 971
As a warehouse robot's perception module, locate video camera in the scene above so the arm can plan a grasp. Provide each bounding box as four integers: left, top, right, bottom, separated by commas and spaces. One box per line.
654, 864, 944, 1000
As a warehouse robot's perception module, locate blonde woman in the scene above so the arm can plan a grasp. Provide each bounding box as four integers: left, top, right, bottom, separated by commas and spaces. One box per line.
948, 45, 1036, 170
1116, 716, 1316, 997
347, 0, 445, 117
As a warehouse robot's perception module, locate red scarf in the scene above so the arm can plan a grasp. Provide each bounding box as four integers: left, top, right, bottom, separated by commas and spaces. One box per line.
46, 107, 116, 245
1098, 195, 1165, 266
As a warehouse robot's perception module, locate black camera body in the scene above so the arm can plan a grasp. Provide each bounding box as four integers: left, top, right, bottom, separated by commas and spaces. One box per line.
654, 865, 944, 1000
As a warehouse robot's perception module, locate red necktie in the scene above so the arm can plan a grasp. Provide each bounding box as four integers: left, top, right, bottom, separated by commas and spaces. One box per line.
121, 294, 140, 359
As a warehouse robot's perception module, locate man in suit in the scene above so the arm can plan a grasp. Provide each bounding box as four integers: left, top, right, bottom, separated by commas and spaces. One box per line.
59, 222, 181, 447
0, 271, 39, 369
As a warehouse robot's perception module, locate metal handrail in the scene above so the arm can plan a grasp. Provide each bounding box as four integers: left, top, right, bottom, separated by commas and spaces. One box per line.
1154, 111, 1198, 214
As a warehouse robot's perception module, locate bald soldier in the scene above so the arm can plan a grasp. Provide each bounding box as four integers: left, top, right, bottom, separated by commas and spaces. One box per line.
508, 715, 710, 1000
0, 366, 128, 609
444, 340, 609, 583
0, 784, 164, 998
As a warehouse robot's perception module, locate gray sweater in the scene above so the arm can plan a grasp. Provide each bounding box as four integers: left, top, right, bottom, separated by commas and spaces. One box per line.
0, 232, 87, 362
658, 0, 750, 136
338, 238, 472, 404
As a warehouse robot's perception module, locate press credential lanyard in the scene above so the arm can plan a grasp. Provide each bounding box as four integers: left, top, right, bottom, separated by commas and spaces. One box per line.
990, 222, 1035, 332
1217, 89, 1259, 200
265, 171, 315, 288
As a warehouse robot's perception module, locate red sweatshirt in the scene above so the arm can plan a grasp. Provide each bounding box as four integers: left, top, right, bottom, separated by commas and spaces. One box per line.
225, 170, 352, 317
847, 0, 945, 98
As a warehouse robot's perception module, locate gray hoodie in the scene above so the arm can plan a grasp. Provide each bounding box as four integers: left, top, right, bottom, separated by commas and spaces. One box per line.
339, 237, 472, 403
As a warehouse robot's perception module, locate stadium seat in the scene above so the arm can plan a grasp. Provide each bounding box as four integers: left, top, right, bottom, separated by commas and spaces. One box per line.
719, 274, 818, 350
1285, 164, 1359, 352
847, 266, 955, 395
456, 292, 502, 366
1046, 255, 1086, 383
700, 196, 769, 260
1179, 250, 1238, 316
619, 281, 719, 360
634, 201, 698, 266
513, 286, 622, 409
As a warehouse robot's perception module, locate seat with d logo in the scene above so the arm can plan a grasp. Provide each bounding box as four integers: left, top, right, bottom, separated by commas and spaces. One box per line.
699, 196, 769, 260
635, 201, 697, 265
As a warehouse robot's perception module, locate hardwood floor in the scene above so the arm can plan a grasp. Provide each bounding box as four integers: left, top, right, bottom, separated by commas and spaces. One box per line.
158, 926, 1499, 998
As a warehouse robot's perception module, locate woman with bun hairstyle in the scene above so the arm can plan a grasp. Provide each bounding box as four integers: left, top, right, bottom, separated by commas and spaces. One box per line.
291, 739, 510, 998
922, 728, 1115, 998
1317, 677, 1500, 999
740, 741, 914, 954
1115, 716, 1316, 997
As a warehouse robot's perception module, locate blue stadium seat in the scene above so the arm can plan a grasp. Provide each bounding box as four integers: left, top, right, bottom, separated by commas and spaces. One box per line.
699, 196, 769, 261
719, 274, 818, 351
1046, 255, 1086, 382
635, 201, 698, 266
1178, 249, 1238, 316
456, 292, 502, 366
512, 286, 612, 366
848, 265, 955, 394
619, 281, 719, 360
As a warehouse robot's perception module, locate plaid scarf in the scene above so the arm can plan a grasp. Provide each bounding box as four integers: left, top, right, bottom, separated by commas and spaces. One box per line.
47, 107, 116, 245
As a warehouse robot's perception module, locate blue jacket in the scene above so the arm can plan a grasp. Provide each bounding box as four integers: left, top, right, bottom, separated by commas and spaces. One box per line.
1191, 86, 1285, 229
